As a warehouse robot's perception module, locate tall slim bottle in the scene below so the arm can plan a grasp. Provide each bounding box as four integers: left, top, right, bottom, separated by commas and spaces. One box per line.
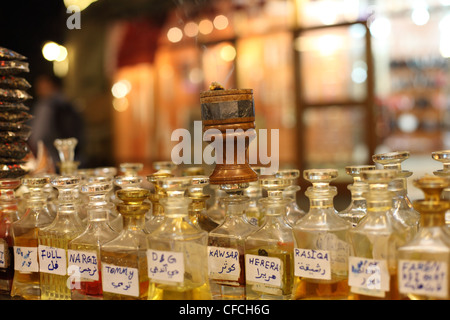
0, 179, 21, 295
11, 176, 54, 299
68, 181, 119, 300
291, 169, 353, 300
100, 188, 150, 300
208, 195, 258, 299
145, 172, 172, 234
245, 177, 295, 300
398, 175, 450, 300
147, 177, 211, 300
348, 169, 409, 300
38, 176, 85, 300
337, 165, 375, 227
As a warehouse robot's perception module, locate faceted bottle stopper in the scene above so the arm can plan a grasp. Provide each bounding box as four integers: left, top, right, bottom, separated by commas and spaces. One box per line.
116, 188, 151, 216
119, 163, 143, 176
372, 151, 412, 178
54, 138, 78, 163
260, 176, 292, 198
412, 175, 450, 215
431, 150, 450, 177
157, 177, 192, 198
361, 169, 397, 188
187, 176, 209, 198
153, 161, 177, 175
51, 175, 80, 203
304, 169, 338, 187
114, 175, 142, 189
21, 176, 50, 192
345, 165, 376, 183
275, 169, 300, 185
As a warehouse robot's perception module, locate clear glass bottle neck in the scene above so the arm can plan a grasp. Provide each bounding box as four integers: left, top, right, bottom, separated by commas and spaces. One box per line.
122, 213, 146, 231
306, 186, 336, 209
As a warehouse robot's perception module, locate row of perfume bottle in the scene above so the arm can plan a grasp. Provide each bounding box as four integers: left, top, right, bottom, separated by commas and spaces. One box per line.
1, 149, 450, 300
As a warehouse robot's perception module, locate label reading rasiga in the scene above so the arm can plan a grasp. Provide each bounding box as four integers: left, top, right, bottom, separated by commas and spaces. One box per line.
294, 248, 331, 280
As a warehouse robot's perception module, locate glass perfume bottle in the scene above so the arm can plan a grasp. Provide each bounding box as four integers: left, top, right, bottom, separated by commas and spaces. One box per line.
337, 165, 375, 227
431, 150, 450, 224
245, 176, 295, 300
187, 176, 219, 232
208, 192, 258, 300
147, 177, 211, 300
100, 187, 150, 300
349, 169, 409, 300
397, 175, 450, 300
244, 167, 263, 227
67, 181, 119, 300
0, 179, 21, 295
38, 176, 85, 300
291, 169, 353, 300
11, 176, 54, 300
54, 138, 79, 175
275, 169, 306, 226
145, 172, 172, 234
206, 185, 226, 225
372, 151, 420, 238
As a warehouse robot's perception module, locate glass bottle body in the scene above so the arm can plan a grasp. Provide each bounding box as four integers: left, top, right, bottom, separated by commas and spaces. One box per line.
100, 197, 150, 300
147, 198, 211, 300
245, 199, 294, 300
68, 181, 119, 300
11, 178, 54, 300
207, 186, 226, 225
283, 187, 306, 226
0, 179, 21, 295
38, 177, 85, 300
208, 196, 258, 300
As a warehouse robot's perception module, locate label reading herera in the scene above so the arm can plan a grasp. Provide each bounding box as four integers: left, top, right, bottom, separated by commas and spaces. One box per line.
398, 259, 448, 299
208, 246, 241, 281
245, 254, 282, 288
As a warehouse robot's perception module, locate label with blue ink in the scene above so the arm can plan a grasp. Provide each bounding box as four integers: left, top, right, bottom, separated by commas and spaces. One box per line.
294, 248, 331, 280
147, 249, 184, 283
102, 263, 139, 297
245, 254, 282, 288
14, 246, 39, 272
348, 256, 389, 297
38, 245, 67, 275
67, 250, 99, 281
208, 246, 240, 281
398, 259, 448, 299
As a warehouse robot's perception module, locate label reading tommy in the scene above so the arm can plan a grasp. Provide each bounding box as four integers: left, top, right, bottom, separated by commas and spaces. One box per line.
294, 248, 331, 280
245, 254, 282, 288
102, 263, 139, 297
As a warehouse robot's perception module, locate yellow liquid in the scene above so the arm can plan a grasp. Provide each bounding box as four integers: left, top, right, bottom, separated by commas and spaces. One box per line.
352, 271, 400, 300
100, 250, 149, 300
292, 276, 351, 300
245, 246, 294, 300
11, 228, 40, 300
38, 231, 80, 300
148, 281, 211, 300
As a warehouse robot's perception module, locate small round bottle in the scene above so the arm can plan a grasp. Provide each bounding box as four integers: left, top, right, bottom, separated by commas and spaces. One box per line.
208, 194, 258, 300
68, 181, 119, 300
373, 151, 420, 238
349, 169, 409, 300
38, 176, 85, 300
275, 169, 306, 226
245, 177, 295, 300
397, 175, 450, 300
100, 188, 150, 300
337, 165, 375, 227
11, 176, 54, 300
147, 177, 211, 300
291, 169, 353, 300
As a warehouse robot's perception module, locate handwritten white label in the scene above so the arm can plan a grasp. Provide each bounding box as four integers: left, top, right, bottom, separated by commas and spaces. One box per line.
398, 259, 448, 299
147, 249, 184, 283
14, 246, 39, 272
208, 246, 241, 281
245, 254, 282, 287
349, 256, 390, 294
294, 248, 331, 280
101, 263, 139, 297
67, 250, 99, 281
38, 245, 67, 275
0, 241, 6, 268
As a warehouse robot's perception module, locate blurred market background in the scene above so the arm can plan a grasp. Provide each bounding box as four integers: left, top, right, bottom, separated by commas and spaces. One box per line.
1, 0, 449, 208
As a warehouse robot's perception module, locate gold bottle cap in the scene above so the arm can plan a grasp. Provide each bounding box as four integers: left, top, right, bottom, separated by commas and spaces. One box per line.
116, 188, 150, 205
